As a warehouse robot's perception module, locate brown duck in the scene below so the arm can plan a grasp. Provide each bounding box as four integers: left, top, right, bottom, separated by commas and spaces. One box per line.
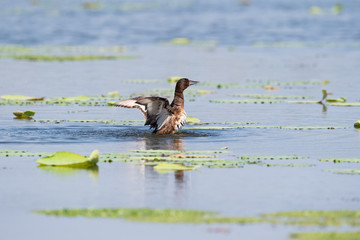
115, 78, 198, 134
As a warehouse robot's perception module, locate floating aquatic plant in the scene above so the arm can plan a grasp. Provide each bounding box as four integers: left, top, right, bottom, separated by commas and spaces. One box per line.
354, 121, 360, 129
0, 45, 126, 54
309, 6, 323, 15
186, 116, 201, 124
239, 155, 309, 160
291, 231, 360, 240
261, 163, 315, 167
327, 102, 360, 107
325, 169, 360, 175
185, 125, 347, 130
36, 150, 99, 167
231, 94, 312, 100
210, 99, 283, 104
107, 91, 120, 97
319, 158, 360, 163
239, 155, 312, 167
0, 150, 51, 157
82, 2, 102, 10
33, 118, 201, 126
309, 4, 343, 15
199, 82, 240, 89
35, 208, 360, 227
167, 76, 184, 83
153, 163, 199, 172
170, 38, 191, 45
5, 55, 136, 62
101, 149, 240, 169
149, 88, 215, 97
326, 97, 346, 103
331, 3, 343, 15
13, 110, 35, 119
34, 208, 265, 224
263, 210, 360, 226
1, 95, 44, 101
245, 79, 329, 86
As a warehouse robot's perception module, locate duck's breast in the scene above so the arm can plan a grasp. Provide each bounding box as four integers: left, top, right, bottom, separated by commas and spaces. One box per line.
156, 110, 186, 134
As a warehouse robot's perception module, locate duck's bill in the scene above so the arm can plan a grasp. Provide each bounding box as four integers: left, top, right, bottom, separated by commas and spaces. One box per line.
189, 80, 199, 85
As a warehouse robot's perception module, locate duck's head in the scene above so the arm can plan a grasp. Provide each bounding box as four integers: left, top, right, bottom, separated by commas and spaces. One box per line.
176, 78, 198, 91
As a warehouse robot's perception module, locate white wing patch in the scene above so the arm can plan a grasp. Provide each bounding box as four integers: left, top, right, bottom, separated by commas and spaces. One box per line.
115, 98, 146, 117
175, 112, 187, 132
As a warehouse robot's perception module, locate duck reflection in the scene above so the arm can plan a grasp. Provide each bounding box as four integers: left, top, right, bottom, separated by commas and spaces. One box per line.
133, 135, 189, 206
140, 135, 185, 151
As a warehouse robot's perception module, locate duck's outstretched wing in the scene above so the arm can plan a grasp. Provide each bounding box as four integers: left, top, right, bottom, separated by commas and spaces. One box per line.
115, 97, 173, 130
115, 97, 147, 117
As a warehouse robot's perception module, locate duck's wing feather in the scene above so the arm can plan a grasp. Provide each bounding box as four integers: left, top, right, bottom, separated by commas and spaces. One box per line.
115, 97, 147, 117
115, 97, 173, 130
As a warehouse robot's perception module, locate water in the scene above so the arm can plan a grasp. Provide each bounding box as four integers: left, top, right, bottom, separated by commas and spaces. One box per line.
1, 1, 360, 239
1, 0, 360, 45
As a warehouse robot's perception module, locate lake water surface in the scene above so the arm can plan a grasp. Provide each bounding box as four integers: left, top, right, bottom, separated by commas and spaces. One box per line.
1, 1, 360, 239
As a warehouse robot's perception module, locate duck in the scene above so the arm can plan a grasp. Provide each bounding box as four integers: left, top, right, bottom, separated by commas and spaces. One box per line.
115, 78, 198, 134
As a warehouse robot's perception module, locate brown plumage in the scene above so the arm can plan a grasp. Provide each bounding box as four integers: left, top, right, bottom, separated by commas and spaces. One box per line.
115, 78, 198, 134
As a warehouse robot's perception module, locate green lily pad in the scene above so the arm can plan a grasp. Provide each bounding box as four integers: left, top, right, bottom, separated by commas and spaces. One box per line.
13, 110, 35, 119
154, 163, 198, 171
355, 121, 360, 129
107, 91, 120, 97
2, 95, 44, 101
186, 116, 201, 124
326, 97, 346, 103
61, 95, 90, 102
36, 150, 99, 167
327, 102, 360, 107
